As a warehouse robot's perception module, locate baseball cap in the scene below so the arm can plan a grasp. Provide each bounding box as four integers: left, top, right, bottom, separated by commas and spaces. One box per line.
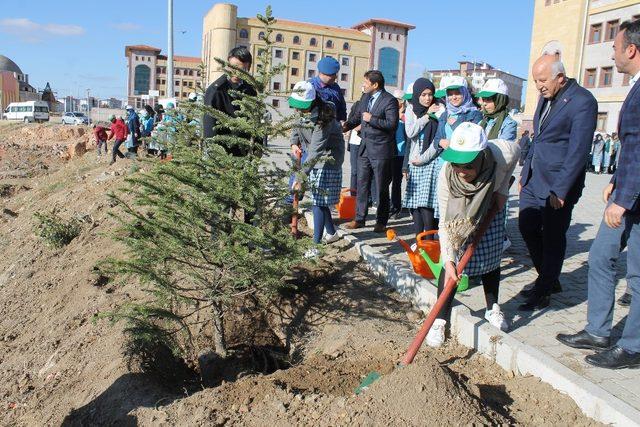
435, 75, 467, 98
288, 80, 316, 109
125, 105, 133, 110
440, 122, 488, 164
476, 78, 509, 98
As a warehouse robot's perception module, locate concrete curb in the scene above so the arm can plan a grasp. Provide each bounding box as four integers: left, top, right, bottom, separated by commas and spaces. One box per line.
303, 210, 640, 426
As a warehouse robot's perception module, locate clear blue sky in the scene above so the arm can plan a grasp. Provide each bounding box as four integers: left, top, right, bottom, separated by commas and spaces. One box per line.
0, 0, 534, 101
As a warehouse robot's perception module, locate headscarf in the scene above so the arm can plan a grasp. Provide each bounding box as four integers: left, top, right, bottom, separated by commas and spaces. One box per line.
442, 148, 497, 253
445, 84, 476, 116
410, 78, 435, 118
479, 94, 510, 140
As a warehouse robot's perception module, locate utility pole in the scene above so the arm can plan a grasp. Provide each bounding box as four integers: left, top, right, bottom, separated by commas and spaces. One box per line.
167, 0, 174, 101
86, 88, 91, 117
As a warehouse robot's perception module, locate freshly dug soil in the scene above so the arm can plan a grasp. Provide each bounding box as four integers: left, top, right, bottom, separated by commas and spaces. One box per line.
0, 127, 601, 426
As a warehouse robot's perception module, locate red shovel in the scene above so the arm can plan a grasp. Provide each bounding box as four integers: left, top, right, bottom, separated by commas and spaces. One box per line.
290, 150, 302, 236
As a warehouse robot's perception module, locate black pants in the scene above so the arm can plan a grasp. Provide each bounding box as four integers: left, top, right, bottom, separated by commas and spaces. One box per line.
355, 154, 392, 225
390, 156, 404, 211
349, 144, 359, 191
435, 267, 501, 320
411, 207, 438, 236
518, 187, 574, 297
112, 139, 125, 162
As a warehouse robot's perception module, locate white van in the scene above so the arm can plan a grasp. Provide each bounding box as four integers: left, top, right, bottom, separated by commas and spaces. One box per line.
2, 101, 50, 123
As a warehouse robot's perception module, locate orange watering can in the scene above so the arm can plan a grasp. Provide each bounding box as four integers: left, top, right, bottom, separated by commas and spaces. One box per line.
386, 229, 436, 279
336, 188, 356, 220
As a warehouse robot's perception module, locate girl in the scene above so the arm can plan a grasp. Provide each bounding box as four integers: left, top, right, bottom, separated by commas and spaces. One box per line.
426, 122, 519, 347
592, 134, 605, 174
402, 78, 441, 235
289, 81, 345, 258
477, 78, 517, 141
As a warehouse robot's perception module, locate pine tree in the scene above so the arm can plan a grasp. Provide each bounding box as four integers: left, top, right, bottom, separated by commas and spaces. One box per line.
100, 6, 309, 366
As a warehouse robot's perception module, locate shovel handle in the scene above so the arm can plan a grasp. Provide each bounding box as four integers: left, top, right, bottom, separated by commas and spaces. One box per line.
291, 151, 302, 236
400, 204, 500, 366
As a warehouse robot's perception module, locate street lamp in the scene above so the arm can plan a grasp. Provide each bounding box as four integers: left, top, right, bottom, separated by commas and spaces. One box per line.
167, 0, 174, 100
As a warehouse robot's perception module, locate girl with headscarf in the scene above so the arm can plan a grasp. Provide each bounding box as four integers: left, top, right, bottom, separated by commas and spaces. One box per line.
477, 78, 517, 141
425, 122, 519, 348
402, 78, 442, 235
592, 134, 605, 173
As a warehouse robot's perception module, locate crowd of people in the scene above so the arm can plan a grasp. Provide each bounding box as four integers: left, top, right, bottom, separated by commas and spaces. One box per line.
92, 18, 639, 371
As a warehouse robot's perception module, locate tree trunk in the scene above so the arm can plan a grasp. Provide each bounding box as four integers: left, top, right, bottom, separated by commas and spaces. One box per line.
212, 302, 227, 357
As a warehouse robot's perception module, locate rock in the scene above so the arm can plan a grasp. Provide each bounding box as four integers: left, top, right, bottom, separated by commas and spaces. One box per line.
2, 208, 18, 218
67, 141, 87, 159
406, 309, 424, 322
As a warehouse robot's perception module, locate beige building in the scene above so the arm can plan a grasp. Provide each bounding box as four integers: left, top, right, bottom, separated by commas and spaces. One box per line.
523, 0, 640, 134
202, 3, 414, 114
125, 45, 203, 109
426, 61, 526, 111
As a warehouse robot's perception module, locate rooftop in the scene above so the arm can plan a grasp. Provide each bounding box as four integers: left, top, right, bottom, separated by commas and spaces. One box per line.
0, 55, 23, 75
351, 18, 416, 31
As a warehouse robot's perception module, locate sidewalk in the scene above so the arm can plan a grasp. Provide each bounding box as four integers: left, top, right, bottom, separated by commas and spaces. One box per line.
268, 137, 639, 423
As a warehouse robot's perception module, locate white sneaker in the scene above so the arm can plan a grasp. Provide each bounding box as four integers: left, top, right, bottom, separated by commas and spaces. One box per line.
485, 303, 508, 331
502, 238, 512, 253
410, 243, 418, 252
304, 247, 320, 259
323, 232, 340, 244
426, 319, 446, 348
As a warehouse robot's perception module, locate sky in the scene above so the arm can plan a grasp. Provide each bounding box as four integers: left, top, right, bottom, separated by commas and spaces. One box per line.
0, 0, 534, 101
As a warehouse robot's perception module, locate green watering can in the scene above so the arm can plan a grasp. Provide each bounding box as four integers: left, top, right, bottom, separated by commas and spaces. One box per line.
418, 248, 469, 293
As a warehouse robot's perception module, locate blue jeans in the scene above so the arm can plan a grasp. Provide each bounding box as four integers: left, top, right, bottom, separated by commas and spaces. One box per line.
312, 206, 336, 243
585, 207, 640, 353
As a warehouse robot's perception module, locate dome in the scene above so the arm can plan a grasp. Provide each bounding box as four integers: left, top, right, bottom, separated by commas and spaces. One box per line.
0, 55, 23, 74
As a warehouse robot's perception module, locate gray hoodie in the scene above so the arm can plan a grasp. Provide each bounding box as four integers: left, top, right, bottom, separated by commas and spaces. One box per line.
291, 117, 345, 174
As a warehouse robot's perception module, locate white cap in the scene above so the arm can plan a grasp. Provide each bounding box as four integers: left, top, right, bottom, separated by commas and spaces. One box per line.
125, 105, 133, 110
441, 122, 488, 164
392, 89, 405, 99
288, 81, 316, 109
435, 75, 467, 97
188, 92, 197, 101
477, 78, 509, 98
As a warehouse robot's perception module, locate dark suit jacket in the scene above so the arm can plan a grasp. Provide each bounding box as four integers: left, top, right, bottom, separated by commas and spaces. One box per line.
344, 90, 399, 160
520, 79, 598, 204
612, 78, 640, 213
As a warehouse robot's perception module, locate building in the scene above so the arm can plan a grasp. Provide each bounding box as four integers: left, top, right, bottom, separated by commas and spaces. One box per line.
125, 45, 203, 109
0, 71, 20, 114
0, 55, 39, 102
201, 3, 414, 114
62, 96, 80, 113
523, 0, 640, 134
425, 61, 526, 111
99, 98, 123, 109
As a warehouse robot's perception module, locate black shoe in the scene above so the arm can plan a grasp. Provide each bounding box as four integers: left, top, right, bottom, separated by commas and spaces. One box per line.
618, 292, 632, 307
585, 346, 640, 369
520, 281, 562, 298
518, 294, 550, 311
389, 208, 400, 217
556, 330, 610, 350
393, 209, 405, 220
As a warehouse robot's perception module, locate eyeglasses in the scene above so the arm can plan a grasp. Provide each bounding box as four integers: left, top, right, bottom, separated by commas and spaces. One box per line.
451, 162, 475, 170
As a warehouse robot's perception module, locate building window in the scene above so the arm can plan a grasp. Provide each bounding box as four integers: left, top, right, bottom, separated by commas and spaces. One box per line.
276, 33, 284, 43
310, 37, 317, 46
388, 33, 392, 40
623, 73, 631, 86
162, 79, 166, 84
589, 23, 602, 44
156, 78, 161, 85
292, 51, 300, 60
134, 64, 151, 95
258, 48, 266, 56
291, 67, 299, 76
175, 80, 180, 86
293, 35, 300, 45
272, 99, 280, 107
258, 31, 265, 40
396, 34, 400, 41
175, 91, 179, 97
135, 55, 139, 60
378, 47, 400, 86
341, 73, 348, 82
290, 83, 295, 90
309, 53, 317, 62
176, 69, 181, 75
156, 67, 162, 74
326, 39, 333, 49
545, 0, 551, 5
307, 70, 315, 78
160, 91, 165, 96
600, 66, 613, 87
605, 20, 619, 41
584, 68, 597, 88
273, 82, 281, 91
597, 112, 607, 131
342, 57, 349, 66
182, 92, 187, 98
343, 42, 350, 51
275, 49, 283, 58
380, 32, 384, 39
239, 29, 249, 39
188, 81, 193, 87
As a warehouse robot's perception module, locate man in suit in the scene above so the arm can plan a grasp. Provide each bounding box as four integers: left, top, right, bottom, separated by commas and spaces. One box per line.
342, 70, 399, 232
557, 19, 640, 369
518, 55, 598, 310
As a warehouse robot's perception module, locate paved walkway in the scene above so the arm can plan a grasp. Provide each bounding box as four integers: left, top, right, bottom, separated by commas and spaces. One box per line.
266, 137, 639, 412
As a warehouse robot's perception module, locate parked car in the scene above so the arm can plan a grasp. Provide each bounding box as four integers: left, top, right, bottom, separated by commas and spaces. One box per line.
2, 101, 50, 123
61, 112, 89, 125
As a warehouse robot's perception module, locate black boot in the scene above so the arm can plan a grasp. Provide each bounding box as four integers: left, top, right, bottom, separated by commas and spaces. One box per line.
518, 294, 550, 311
585, 346, 640, 369
520, 280, 562, 298
556, 330, 610, 350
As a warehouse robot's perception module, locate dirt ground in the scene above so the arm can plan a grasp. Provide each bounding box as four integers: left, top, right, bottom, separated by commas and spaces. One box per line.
0, 123, 601, 426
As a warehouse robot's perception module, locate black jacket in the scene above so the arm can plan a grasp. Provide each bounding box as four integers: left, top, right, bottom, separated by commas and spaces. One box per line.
344, 90, 399, 160
202, 75, 257, 156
